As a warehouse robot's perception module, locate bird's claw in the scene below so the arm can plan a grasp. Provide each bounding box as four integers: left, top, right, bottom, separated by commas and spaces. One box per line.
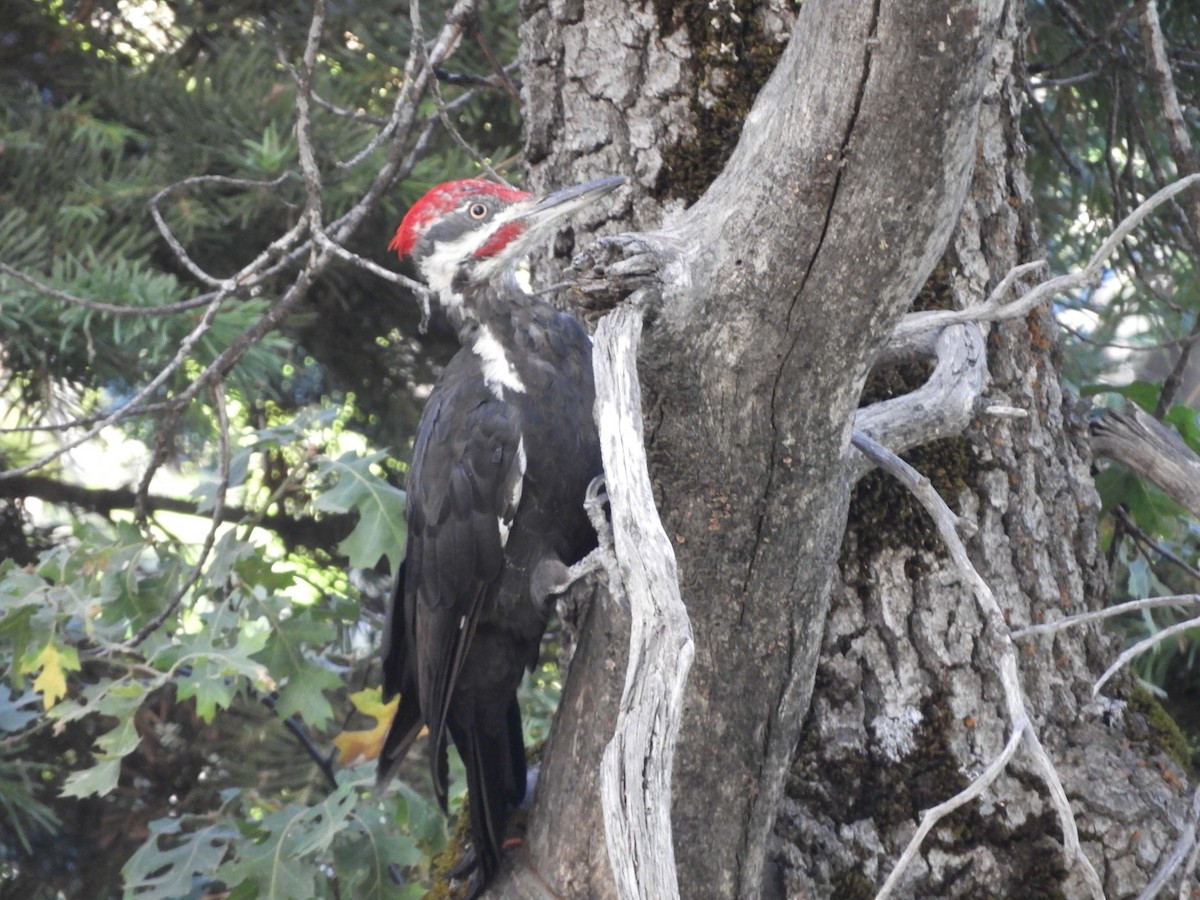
580, 475, 627, 612
570, 233, 677, 312
448, 845, 478, 881
583, 474, 611, 536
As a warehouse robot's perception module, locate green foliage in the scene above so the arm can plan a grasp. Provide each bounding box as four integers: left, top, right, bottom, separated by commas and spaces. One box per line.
0, 400, 436, 894
121, 777, 441, 900
0, 2, 531, 889
0, 756, 61, 855
313, 451, 408, 570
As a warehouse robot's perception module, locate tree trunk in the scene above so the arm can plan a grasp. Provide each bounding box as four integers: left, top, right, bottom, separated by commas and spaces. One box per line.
777, 2, 1195, 896
500, 1, 1196, 897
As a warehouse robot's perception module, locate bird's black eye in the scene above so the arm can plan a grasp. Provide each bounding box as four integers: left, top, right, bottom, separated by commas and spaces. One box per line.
469, 202, 489, 220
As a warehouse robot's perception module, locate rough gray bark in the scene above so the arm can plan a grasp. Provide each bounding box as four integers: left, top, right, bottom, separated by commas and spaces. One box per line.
509, 1, 1010, 897
593, 302, 693, 900
777, 2, 1196, 897
489, 0, 1200, 898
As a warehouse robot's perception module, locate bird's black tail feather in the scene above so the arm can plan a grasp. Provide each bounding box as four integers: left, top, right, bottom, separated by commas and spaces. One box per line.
449, 697, 528, 885
376, 687, 423, 790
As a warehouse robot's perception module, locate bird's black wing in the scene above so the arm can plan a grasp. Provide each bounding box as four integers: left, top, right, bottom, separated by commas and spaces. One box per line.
392, 352, 524, 807
377, 558, 424, 787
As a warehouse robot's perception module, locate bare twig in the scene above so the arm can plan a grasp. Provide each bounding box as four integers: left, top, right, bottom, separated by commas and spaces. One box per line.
257, 689, 339, 790
291, 0, 327, 226
0, 472, 352, 546
0, 189, 315, 452
0, 402, 175, 434
327, 0, 481, 254
134, 3, 483, 426
0, 291, 229, 480
847, 323, 987, 485
124, 382, 231, 649
878, 725, 1027, 899
1180, 833, 1200, 900
1138, 1, 1200, 202
148, 173, 294, 288
1112, 504, 1200, 584
1138, 0, 1200, 415
1012, 593, 1200, 639
1024, 74, 1084, 175
1094, 612, 1200, 697
134, 403, 188, 521
128, 2, 333, 509
894, 174, 1200, 338
309, 229, 432, 297
1059, 317, 1200, 353
851, 431, 1104, 899
1134, 781, 1200, 900
310, 89, 388, 126
335, 0, 477, 174
0, 261, 221, 316
1091, 403, 1200, 522
1, 0, 481, 483
413, 2, 513, 187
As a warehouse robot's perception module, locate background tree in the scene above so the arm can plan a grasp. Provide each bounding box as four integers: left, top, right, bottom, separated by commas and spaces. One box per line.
5, 1, 1200, 898
0, 1, 525, 896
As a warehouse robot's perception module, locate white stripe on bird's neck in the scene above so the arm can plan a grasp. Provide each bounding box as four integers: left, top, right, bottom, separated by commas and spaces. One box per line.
473, 326, 527, 397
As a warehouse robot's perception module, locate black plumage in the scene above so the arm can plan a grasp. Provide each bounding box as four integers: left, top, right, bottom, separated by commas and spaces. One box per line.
377, 177, 622, 893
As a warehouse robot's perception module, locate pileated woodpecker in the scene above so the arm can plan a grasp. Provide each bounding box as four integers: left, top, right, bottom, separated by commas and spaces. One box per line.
378, 175, 623, 894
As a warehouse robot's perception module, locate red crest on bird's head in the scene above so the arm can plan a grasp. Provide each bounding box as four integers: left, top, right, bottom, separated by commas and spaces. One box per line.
389, 179, 532, 259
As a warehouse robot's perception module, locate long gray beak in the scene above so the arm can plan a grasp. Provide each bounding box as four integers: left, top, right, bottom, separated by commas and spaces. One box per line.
522, 175, 626, 226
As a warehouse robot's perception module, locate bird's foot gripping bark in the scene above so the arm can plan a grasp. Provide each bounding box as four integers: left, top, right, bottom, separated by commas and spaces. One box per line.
566, 475, 625, 609
447, 844, 479, 883
569, 231, 686, 313
530, 476, 625, 667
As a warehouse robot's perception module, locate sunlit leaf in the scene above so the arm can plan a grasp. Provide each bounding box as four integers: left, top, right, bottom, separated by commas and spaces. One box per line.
122, 817, 232, 900
332, 689, 400, 765
274, 663, 343, 728
19, 640, 81, 709
314, 451, 407, 569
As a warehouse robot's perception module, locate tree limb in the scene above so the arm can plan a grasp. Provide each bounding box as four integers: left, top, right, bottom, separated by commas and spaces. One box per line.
0, 474, 354, 549
1135, 781, 1200, 900
1094, 613, 1200, 697
1113, 504, 1200, 584
126, 383, 232, 648
895, 173, 1200, 339
846, 323, 987, 485
1138, 0, 1200, 415
1090, 403, 1200, 521
593, 299, 694, 900
1011, 593, 1200, 639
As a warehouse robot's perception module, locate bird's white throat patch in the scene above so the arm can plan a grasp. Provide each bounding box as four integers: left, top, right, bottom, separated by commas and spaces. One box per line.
473, 327, 527, 396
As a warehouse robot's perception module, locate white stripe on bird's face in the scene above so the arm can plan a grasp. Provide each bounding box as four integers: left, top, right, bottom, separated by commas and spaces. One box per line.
416, 202, 532, 309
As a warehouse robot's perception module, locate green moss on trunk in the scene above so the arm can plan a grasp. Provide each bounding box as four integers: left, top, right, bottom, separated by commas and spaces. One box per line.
649, 1, 786, 203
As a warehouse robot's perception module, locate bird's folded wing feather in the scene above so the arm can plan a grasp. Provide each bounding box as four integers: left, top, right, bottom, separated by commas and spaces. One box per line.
403, 373, 525, 776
